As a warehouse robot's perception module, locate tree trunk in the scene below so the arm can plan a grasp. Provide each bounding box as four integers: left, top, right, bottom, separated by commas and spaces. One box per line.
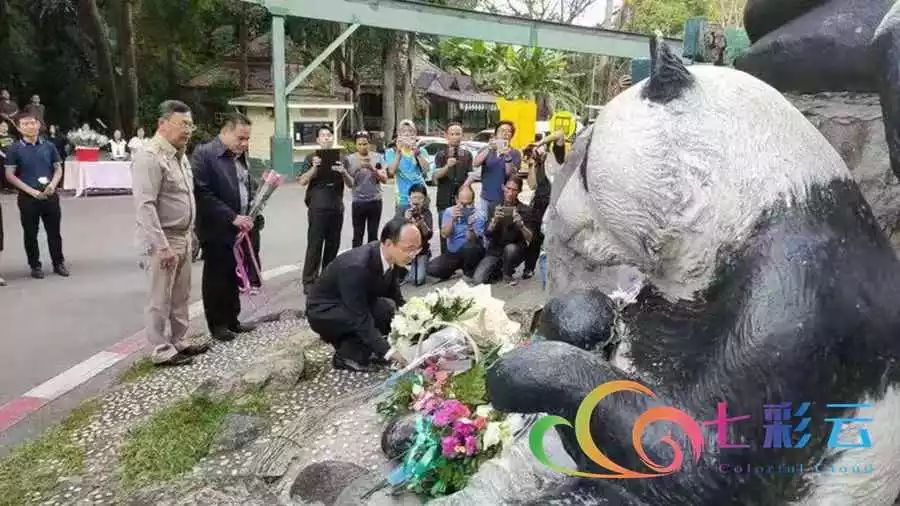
401, 32, 415, 124
238, 3, 249, 91
166, 46, 177, 97
118, 0, 139, 135
382, 34, 398, 139
78, 0, 122, 132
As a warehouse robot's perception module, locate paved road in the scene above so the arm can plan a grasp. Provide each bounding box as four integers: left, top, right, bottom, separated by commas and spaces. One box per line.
0, 183, 441, 405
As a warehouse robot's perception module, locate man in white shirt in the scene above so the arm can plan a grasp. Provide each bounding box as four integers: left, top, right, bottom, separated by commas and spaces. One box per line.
110, 130, 128, 160
128, 127, 147, 155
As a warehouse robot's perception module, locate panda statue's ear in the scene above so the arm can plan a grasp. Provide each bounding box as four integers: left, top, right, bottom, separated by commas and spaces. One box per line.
641, 31, 694, 104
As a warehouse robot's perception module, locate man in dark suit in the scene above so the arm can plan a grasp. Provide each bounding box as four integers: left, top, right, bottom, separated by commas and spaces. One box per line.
306, 218, 422, 372
193, 113, 261, 342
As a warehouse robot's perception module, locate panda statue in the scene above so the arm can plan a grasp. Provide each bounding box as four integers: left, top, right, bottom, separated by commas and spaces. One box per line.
486, 37, 900, 505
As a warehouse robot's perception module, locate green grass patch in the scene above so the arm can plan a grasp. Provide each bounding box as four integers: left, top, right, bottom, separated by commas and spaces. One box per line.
0, 400, 100, 506
118, 391, 272, 492
118, 358, 156, 385
231, 392, 271, 416
119, 396, 231, 491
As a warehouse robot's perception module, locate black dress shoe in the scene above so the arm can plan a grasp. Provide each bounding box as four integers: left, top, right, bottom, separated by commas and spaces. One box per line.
229, 322, 257, 334
178, 342, 210, 356
332, 354, 375, 373
31, 268, 45, 279
369, 355, 390, 367
522, 270, 534, 280
212, 327, 238, 342
155, 352, 194, 367
53, 264, 70, 277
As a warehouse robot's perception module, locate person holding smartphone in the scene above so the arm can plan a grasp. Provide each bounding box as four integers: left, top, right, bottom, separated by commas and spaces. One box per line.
471, 120, 521, 221
385, 119, 429, 213
472, 175, 534, 286
396, 184, 433, 286
523, 129, 567, 279
347, 131, 387, 247
427, 185, 486, 281
298, 125, 353, 295
433, 122, 472, 254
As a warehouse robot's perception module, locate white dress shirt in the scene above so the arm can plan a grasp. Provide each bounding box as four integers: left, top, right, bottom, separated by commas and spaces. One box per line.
110, 139, 128, 160
380, 246, 391, 274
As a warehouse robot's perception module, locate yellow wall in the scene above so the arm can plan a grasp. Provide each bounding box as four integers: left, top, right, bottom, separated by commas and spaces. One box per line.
496, 98, 537, 150
243, 106, 340, 163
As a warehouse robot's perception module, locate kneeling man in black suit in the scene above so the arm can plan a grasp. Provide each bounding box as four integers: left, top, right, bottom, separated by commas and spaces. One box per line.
306, 218, 421, 372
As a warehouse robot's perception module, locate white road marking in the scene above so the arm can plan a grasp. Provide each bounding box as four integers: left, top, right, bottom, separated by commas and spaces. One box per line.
13, 262, 303, 406
23, 352, 123, 400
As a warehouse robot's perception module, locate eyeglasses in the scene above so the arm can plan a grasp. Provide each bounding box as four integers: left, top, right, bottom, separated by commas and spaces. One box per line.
170, 118, 196, 133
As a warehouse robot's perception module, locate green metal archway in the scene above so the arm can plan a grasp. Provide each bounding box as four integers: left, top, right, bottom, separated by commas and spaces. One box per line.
243, 0, 682, 173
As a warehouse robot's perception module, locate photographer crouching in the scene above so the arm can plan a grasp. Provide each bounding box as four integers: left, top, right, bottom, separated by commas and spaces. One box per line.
472, 176, 537, 286
395, 184, 433, 286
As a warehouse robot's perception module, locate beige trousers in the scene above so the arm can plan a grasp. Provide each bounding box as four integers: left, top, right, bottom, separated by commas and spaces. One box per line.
145, 231, 195, 363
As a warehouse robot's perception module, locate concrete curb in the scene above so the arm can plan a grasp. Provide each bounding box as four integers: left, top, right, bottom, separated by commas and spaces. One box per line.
0, 263, 302, 434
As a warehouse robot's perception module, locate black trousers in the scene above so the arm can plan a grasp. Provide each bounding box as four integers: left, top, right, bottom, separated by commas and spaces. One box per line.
246, 227, 262, 288
351, 200, 382, 248
473, 243, 526, 284
307, 297, 396, 365
427, 242, 485, 280
436, 207, 449, 254
202, 241, 241, 332
303, 209, 343, 286
18, 193, 64, 269
524, 199, 548, 273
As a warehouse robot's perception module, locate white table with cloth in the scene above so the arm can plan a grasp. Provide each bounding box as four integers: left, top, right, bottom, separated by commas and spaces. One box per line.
63, 160, 133, 197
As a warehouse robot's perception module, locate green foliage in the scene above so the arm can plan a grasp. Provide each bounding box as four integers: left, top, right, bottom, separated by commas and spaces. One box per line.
421, 445, 500, 496
426, 38, 583, 112
432, 295, 475, 324
232, 392, 272, 416
447, 364, 486, 407
118, 358, 156, 385
626, 0, 716, 37
0, 400, 99, 506
377, 375, 418, 419
430, 457, 476, 495
119, 395, 230, 491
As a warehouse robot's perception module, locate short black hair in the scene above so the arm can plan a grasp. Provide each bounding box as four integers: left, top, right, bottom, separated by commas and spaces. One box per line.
317, 125, 334, 137
354, 131, 370, 141
506, 175, 523, 190
380, 217, 417, 243
408, 183, 427, 197
496, 120, 516, 137
221, 112, 252, 130
17, 112, 40, 124
158, 100, 191, 120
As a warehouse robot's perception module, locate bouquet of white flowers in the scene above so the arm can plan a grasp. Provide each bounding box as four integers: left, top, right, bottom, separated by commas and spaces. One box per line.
387, 281, 522, 364
67, 128, 109, 148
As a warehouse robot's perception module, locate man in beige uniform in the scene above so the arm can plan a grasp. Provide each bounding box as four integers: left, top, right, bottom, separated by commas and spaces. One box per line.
132, 100, 210, 366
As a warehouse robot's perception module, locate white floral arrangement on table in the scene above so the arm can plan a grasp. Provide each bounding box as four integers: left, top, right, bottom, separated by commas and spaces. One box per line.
67, 128, 109, 148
